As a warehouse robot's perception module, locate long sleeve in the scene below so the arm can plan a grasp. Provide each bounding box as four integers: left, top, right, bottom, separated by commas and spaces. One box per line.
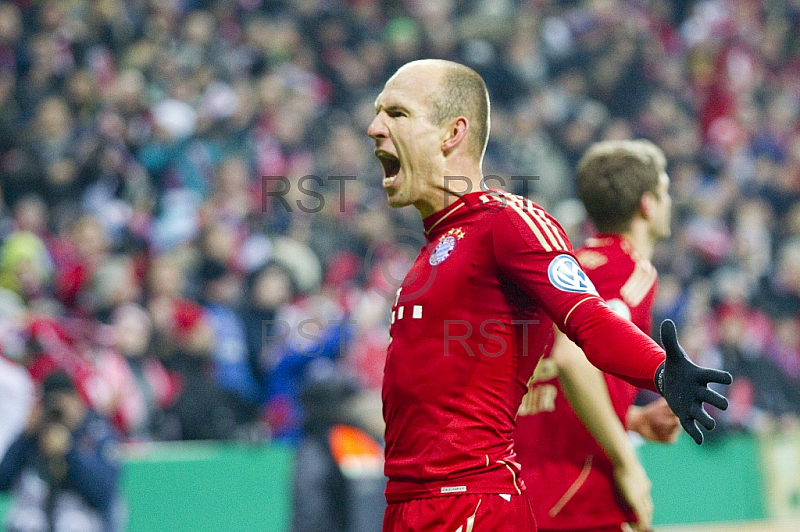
567, 303, 664, 391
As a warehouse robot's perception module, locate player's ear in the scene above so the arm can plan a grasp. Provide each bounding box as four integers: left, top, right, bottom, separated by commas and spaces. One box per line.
442, 116, 469, 154
640, 191, 657, 220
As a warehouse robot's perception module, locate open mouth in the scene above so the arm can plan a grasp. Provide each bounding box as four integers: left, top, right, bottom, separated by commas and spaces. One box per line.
376, 151, 400, 185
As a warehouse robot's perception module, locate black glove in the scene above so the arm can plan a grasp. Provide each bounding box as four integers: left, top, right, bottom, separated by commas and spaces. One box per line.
655, 319, 733, 445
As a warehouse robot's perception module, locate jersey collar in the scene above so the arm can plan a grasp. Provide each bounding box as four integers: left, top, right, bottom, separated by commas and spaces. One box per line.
422, 191, 490, 239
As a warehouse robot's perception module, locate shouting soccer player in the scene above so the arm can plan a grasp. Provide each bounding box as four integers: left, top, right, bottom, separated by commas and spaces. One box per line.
515, 140, 681, 532
368, 59, 731, 532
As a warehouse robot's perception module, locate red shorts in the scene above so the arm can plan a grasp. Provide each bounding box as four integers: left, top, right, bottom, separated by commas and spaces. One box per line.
383, 493, 537, 531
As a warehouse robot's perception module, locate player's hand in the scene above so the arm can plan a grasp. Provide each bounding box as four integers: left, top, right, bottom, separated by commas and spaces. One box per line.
613, 459, 653, 531
627, 398, 681, 443
657, 320, 733, 444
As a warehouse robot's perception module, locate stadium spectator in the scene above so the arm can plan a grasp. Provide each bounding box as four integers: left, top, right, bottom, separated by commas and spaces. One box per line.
89, 303, 180, 441
199, 257, 263, 432
292, 371, 385, 532
0, 371, 124, 532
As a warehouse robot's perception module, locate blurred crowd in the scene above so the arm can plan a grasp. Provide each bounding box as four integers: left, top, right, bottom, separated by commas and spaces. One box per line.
0, 0, 799, 450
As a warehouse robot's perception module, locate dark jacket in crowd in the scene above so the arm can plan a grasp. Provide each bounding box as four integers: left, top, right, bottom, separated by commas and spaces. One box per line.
0, 411, 123, 532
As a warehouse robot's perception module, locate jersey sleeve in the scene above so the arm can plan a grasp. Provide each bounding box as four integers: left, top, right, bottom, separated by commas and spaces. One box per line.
493, 202, 664, 392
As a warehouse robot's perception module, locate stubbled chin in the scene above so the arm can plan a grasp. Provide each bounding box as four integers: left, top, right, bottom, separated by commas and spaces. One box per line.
386, 188, 404, 207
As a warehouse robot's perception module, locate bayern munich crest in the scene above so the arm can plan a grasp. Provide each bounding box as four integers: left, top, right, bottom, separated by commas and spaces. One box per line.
430, 235, 457, 265
548, 254, 599, 295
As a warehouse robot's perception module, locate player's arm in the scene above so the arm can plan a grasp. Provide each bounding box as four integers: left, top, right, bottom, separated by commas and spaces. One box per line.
551, 329, 653, 531
493, 203, 732, 443
492, 202, 663, 390
563, 287, 732, 444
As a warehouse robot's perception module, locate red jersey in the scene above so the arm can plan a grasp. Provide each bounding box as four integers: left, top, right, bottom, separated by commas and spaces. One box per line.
514, 234, 659, 530
382, 192, 664, 502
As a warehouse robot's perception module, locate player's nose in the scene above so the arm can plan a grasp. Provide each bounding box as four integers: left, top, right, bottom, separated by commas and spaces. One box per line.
368, 113, 388, 140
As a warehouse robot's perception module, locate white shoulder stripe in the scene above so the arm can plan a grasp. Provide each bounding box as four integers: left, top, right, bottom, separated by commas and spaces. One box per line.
621, 260, 657, 307
506, 200, 553, 252
518, 197, 560, 248
499, 191, 566, 251
537, 207, 568, 250
513, 193, 566, 251
528, 204, 567, 251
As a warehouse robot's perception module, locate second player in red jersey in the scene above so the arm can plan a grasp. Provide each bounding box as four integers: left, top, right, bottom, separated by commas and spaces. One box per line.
516, 140, 682, 532
516, 235, 666, 530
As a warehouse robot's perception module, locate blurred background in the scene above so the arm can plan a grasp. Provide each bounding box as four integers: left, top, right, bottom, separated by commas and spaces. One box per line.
0, 0, 799, 530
